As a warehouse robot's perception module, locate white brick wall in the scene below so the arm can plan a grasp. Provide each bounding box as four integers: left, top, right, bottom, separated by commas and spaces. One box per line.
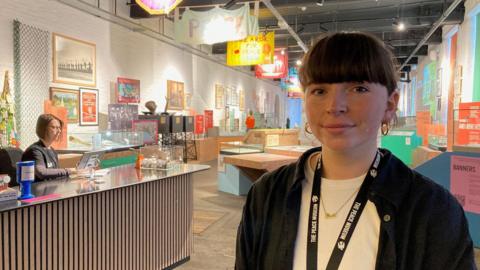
0, 0, 284, 146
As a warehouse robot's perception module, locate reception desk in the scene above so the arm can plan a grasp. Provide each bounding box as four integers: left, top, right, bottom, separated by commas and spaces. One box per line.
0, 164, 209, 270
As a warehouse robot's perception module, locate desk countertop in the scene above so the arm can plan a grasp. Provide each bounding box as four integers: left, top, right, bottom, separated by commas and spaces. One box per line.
0, 163, 209, 212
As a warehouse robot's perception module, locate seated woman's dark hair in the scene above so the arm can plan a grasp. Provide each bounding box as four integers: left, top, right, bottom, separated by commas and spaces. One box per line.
299, 32, 399, 95
36, 114, 63, 140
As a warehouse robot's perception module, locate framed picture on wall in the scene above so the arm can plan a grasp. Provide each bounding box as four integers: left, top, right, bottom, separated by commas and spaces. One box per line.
49, 87, 79, 123
239, 89, 245, 111
215, 84, 225, 109
184, 93, 192, 109
117, 77, 140, 103
167, 80, 184, 110
53, 33, 96, 87
79, 88, 99, 126
108, 104, 138, 130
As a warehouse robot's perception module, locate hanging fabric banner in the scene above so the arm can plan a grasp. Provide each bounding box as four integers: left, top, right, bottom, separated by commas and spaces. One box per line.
174, 4, 258, 45
255, 48, 288, 78
226, 32, 274, 66
281, 67, 303, 98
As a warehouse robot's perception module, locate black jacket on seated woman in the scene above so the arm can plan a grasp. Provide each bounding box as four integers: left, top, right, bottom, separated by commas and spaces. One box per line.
21, 114, 74, 181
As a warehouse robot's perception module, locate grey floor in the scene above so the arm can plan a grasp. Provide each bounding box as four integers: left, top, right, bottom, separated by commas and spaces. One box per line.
178, 160, 480, 270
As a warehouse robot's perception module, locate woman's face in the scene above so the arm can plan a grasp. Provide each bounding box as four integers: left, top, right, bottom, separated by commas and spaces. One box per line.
304, 82, 398, 154
45, 119, 62, 143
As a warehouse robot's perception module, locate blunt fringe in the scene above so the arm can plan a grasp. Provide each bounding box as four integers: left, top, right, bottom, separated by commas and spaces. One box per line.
299, 32, 399, 94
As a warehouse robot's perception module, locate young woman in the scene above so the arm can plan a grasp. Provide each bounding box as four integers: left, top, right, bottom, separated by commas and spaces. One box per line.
235, 32, 475, 270
22, 114, 76, 181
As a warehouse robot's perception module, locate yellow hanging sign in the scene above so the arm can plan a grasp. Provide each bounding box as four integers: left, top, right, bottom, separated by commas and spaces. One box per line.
226, 32, 275, 66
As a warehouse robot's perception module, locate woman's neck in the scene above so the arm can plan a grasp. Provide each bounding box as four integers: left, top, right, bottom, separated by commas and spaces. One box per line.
317, 144, 378, 180
40, 138, 53, 148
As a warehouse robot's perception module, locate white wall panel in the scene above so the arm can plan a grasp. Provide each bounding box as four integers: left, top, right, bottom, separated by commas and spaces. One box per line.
0, 0, 283, 145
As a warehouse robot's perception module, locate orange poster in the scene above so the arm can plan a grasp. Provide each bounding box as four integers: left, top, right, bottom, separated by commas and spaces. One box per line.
44, 100, 68, 149
79, 88, 98, 126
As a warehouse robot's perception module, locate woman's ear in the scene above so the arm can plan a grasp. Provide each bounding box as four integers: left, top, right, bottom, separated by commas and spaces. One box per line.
385, 90, 399, 120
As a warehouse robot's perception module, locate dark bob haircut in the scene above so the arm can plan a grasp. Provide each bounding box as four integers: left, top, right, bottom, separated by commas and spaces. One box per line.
36, 114, 63, 140
299, 32, 399, 95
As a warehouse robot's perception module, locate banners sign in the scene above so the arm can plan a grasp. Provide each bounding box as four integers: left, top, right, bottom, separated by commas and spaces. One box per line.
227, 32, 275, 66
135, 0, 183, 15
174, 4, 258, 45
451, 155, 480, 214
255, 48, 288, 79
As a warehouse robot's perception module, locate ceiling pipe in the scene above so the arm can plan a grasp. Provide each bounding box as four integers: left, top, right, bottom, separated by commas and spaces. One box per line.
261, 0, 309, 52
398, 0, 463, 71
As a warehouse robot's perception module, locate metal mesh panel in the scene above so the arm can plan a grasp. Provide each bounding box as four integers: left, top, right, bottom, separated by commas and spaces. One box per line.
13, 20, 50, 148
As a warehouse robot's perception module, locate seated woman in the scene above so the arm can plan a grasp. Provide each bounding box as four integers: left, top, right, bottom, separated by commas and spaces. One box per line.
22, 114, 75, 181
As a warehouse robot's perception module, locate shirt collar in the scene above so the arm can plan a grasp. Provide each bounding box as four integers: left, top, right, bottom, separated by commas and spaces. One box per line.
289, 147, 410, 211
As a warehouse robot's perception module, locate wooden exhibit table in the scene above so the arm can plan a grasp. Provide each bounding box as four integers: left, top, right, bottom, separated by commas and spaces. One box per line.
223, 153, 298, 181
0, 164, 209, 270
243, 129, 299, 147
194, 137, 218, 162
264, 145, 313, 158
412, 146, 442, 168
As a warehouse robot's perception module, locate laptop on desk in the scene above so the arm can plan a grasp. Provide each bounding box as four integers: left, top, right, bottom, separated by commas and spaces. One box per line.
76, 150, 105, 170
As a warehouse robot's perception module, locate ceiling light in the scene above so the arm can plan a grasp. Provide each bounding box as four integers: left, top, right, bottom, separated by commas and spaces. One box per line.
397, 22, 405, 31
281, 50, 285, 55
316, 0, 325, 6
300, 6, 307, 11
296, 60, 302, 66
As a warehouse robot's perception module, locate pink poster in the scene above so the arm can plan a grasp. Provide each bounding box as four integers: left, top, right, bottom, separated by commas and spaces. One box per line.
451, 155, 480, 214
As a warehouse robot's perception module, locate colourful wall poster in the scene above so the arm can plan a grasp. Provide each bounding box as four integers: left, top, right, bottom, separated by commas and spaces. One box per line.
204, 110, 213, 130
79, 88, 98, 126
456, 102, 480, 145
195, 115, 204, 134
44, 100, 67, 149
226, 32, 274, 66
451, 155, 480, 214
117, 78, 140, 104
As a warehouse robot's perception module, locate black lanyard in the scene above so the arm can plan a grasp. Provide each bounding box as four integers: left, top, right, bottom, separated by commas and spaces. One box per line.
306, 151, 381, 270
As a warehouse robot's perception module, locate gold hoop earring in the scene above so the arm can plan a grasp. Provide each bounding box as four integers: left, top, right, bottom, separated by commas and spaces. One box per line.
381, 122, 390, 136
305, 123, 312, 134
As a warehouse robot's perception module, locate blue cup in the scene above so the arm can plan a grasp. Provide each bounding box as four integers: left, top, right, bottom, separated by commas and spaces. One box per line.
17, 161, 35, 200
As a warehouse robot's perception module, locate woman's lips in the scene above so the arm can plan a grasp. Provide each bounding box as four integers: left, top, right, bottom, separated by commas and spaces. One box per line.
322, 124, 354, 133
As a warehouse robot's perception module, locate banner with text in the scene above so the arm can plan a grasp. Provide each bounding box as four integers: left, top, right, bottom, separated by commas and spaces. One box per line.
174, 4, 258, 45
226, 32, 274, 66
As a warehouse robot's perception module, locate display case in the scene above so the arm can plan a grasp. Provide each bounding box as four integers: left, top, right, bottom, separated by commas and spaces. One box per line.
219, 141, 264, 155
58, 131, 151, 153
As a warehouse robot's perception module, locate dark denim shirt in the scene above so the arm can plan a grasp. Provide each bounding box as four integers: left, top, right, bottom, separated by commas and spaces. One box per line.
236, 147, 476, 270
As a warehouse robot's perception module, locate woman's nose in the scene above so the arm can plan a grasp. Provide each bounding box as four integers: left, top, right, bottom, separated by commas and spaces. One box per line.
326, 91, 347, 114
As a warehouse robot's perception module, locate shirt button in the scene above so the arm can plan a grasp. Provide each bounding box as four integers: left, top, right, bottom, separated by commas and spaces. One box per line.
383, 214, 391, 222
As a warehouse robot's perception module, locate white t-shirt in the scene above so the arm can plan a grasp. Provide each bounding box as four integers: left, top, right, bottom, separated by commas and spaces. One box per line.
292, 152, 381, 270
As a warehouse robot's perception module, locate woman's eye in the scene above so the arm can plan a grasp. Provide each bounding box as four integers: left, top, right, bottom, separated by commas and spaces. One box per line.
310, 89, 325, 95
352, 86, 369, 93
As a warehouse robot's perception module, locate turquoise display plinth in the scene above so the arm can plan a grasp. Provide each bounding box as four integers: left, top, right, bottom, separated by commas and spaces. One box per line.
381, 130, 422, 166
218, 164, 252, 196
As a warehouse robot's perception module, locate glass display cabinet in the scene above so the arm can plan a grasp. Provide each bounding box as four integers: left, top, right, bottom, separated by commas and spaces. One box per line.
58, 131, 151, 154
